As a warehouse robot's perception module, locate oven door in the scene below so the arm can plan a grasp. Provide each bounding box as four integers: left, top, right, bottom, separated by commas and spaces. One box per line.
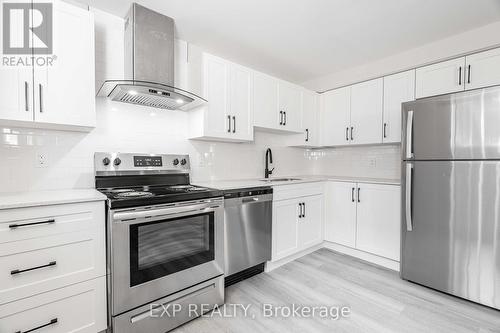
109, 198, 224, 316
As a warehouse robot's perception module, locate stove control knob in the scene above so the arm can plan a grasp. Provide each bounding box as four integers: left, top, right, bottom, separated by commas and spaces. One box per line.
180, 158, 187, 166
102, 157, 111, 166
113, 158, 121, 166
173, 158, 179, 166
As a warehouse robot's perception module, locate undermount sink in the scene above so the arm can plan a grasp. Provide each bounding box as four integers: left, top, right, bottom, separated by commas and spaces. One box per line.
260, 178, 301, 182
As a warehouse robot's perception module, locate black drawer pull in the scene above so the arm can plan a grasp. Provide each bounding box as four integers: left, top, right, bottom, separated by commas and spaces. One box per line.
11, 261, 57, 275
15, 318, 58, 333
9, 219, 55, 229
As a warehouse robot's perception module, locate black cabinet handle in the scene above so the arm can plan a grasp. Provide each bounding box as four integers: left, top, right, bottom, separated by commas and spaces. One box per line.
25, 81, 29, 112
458, 66, 462, 85
232, 116, 236, 133
302, 202, 306, 218
15, 318, 58, 333
305, 129, 309, 142
350, 126, 354, 141
227, 115, 231, 133
346, 127, 349, 141
39, 84, 43, 113
298, 203, 302, 218
11, 261, 57, 275
283, 112, 287, 126
351, 188, 355, 202
383, 123, 387, 138
357, 188, 360, 203
467, 64, 471, 84
279, 111, 283, 125
9, 219, 55, 229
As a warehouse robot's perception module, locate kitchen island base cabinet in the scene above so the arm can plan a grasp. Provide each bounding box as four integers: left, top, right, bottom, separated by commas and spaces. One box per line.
325, 181, 401, 264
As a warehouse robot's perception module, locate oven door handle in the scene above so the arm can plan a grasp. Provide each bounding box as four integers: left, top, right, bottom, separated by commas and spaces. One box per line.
113, 203, 221, 221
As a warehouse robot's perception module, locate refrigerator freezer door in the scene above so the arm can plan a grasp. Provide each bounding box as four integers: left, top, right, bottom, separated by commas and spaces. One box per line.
401, 160, 500, 310
402, 85, 500, 160
402, 95, 455, 160
454, 87, 500, 159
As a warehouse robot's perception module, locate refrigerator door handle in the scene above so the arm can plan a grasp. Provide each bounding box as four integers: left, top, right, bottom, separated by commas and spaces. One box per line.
405, 163, 413, 231
406, 110, 414, 159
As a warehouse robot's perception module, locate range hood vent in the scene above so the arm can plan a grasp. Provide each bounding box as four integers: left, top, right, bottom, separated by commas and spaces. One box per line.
96, 3, 206, 111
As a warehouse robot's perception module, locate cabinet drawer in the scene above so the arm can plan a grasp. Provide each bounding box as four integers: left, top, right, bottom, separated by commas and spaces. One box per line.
0, 229, 105, 304
273, 182, 324, 201
0, 277, 107, 333
0, 201, 104, 244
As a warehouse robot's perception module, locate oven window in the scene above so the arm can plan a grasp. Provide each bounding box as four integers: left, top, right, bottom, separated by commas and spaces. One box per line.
129, 212, 214, 286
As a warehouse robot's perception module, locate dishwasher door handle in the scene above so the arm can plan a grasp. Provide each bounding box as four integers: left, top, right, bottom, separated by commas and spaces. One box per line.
242, 197, 260, 203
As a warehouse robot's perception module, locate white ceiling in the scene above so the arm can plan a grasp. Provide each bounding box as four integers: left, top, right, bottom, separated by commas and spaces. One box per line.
80, 0, 500, 85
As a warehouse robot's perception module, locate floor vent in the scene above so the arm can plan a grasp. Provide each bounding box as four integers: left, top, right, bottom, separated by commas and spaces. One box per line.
225, 263, 265, 288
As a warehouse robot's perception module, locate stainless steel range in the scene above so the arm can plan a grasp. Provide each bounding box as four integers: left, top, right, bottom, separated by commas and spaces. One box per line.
94, 152, 224, 333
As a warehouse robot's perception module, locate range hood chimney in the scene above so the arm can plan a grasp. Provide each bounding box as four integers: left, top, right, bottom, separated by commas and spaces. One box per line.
97, 3, 206, 111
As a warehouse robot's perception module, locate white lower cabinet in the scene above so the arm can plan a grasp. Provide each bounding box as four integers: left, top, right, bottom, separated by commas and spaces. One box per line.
274, 199, 300, 259
297, 195, 323, 249
272, 183, 324, 261
355, 183, 401, 261
325, 181, 401, 262
324, 181, 357, 247
0, 200, 107, 331
0, 276, 107, 333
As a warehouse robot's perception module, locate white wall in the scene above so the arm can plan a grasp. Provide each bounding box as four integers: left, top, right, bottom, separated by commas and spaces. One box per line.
303, 21, 500, 92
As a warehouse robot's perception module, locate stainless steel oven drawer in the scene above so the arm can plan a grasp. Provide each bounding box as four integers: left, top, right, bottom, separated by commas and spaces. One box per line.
112, 275, 224, 333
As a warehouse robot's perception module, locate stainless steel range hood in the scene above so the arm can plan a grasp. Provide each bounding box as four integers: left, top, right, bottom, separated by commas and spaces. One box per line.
97, 3, 206, 111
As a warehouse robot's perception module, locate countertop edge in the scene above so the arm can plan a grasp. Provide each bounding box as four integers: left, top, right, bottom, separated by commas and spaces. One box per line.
0, 189, 107, 210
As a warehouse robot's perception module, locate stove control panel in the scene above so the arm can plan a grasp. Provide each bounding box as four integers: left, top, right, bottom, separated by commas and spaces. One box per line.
95, 152, 190, 175
134, 156, 162, 167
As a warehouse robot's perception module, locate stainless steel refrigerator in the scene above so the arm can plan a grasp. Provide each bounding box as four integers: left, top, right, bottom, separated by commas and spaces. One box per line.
401, 85, 500, 310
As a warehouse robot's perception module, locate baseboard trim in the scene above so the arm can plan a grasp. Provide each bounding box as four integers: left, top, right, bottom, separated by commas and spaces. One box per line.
323, 241, 400, 271
265, 242, 400, 273
265, 243, 323, 272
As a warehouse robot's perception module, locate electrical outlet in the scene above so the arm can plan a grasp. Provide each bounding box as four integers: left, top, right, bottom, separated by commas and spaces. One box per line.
36, 152, 49, 168
368, 158, 377, 167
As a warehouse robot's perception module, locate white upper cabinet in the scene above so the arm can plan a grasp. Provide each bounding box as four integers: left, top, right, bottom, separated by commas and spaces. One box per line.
383, 70, 415, 143
229, 64, 254, 141
355, 183, 401, 261
320, 86, 351, 146
289, 90, 320, 147
0, 0, 95, 131
253, 73, 279, 130
278, 81, 302, 132
253, 74, 302, 133
0, 68, 33, 123
350, 78, 383, 145
188, 53, 253, 142
34, 0, 95, 129
415, 57, 466, 99
465, 48, 500, 91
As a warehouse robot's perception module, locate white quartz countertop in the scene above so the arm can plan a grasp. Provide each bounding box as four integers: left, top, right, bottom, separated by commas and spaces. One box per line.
0, 189, 107, 210
193, 175, 400, 190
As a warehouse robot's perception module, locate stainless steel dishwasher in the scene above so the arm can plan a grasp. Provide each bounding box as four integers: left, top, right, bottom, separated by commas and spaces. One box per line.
223, 187, 272, 286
